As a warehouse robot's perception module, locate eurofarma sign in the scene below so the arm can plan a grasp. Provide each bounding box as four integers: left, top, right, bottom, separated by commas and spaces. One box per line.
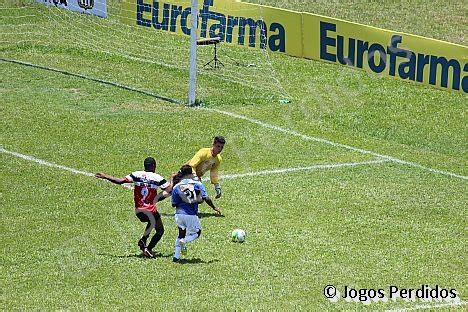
36, 0, 108, 18
121, 0, 468, 93
303, 15, 468, 93
121, 0, 303, 57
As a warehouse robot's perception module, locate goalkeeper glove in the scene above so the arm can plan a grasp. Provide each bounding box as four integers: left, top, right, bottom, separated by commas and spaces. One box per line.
214, 183, 222, 198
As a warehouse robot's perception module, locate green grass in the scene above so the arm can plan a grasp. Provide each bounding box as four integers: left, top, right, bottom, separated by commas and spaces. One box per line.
247, 0, 467, 45
1, 0, 467, 310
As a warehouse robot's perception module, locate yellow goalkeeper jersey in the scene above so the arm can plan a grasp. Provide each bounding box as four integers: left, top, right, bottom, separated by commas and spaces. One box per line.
187, 148, 222, 184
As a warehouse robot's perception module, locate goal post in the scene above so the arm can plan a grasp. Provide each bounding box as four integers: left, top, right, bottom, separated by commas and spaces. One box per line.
188, 0, 198, 106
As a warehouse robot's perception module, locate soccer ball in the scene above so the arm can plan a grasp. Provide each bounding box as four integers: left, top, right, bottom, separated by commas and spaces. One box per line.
231, 229, 246, 243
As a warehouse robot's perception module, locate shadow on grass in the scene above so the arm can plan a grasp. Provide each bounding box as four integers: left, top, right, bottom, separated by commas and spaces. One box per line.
160, 212, 225, 219
174, 258, 219, 265
198, 212, 225, 219
99, 253, 219, 264
160, 213, 174, 218
98, 252, 173, 259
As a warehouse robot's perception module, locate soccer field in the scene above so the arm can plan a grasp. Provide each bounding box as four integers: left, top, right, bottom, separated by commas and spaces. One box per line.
1, 1, 467, 310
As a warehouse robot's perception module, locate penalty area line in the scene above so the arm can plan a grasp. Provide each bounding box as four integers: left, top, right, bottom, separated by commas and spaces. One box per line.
221, 159, 389, 180
202, 108, 468, 181
0, 147, 95, 177
0, 147, 136, 189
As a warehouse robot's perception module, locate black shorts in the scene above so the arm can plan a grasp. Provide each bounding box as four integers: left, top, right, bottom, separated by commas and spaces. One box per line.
135, 210, 161, 223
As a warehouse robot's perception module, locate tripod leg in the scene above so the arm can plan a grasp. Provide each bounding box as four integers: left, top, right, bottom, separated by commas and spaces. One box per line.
204, 58, 214, 69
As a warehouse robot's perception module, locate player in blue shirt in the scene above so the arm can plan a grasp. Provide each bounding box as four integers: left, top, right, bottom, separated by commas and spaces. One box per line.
171, 164, 221, 262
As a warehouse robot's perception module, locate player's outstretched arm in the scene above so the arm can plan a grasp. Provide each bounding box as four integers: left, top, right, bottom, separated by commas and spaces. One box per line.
155, 189, 171, 202
155, 175, 174, 202
210, 161, 222, 198
204, 196, 221, 215
95, 172, 128, 185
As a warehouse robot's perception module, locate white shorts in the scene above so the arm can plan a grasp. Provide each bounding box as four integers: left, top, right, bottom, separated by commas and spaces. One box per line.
174, 214, 201, 234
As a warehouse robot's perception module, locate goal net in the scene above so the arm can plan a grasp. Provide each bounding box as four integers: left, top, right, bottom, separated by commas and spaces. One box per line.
1, 0, 290, 105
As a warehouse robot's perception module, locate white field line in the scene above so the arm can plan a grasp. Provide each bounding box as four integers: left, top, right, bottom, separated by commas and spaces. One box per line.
0, 147, 95, 177
0, 147, 131, 190
3, 58, 465, 181
202, 107, 468, 181
1, 147, 387, 184
222, 159, 389, 180
385, 300, 467, 311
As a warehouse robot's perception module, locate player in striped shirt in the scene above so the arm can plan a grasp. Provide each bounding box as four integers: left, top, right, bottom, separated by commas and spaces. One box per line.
95, 157, 171, 258
171, 165, 221, 262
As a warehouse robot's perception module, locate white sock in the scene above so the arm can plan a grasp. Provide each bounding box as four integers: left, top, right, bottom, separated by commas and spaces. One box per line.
174, 238, 181, 259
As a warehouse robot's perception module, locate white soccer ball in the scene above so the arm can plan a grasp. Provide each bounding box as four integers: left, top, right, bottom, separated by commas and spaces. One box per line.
231, 229, 246, 243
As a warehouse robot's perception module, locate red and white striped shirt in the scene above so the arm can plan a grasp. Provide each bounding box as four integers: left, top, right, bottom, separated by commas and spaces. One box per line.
123, 171, 170, 213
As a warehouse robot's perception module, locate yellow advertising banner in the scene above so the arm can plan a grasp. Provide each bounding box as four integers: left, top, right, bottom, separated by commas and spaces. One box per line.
120, 0, 468, 93
121, 0, 303, 57
303, 14, 468, 93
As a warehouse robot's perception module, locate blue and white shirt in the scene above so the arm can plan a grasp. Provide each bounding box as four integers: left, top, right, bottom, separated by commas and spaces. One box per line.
171, 178, 208, 215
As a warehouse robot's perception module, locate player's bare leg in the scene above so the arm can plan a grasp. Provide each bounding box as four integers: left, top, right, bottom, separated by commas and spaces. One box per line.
147, 214, 164, 255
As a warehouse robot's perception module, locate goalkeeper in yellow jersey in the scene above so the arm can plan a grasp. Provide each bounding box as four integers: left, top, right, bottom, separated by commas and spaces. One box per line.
186, 136, 225, 199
